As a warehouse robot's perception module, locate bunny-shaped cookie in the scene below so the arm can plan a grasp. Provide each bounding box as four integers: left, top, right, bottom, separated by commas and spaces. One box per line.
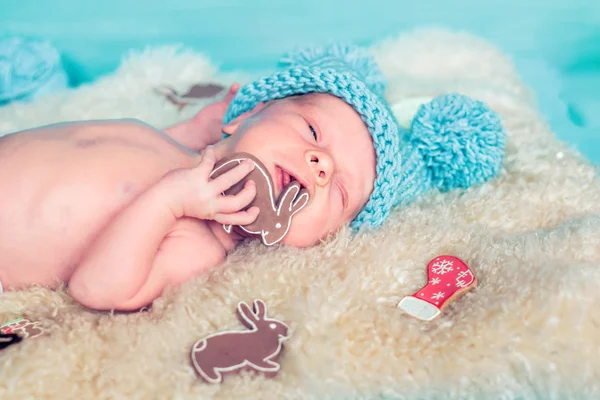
210, 153, 310, 246
190, 299, 290, 384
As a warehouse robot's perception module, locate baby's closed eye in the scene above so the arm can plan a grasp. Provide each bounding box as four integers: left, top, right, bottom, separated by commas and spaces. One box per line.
308, 124, 318, 141
299, 113, 320, 142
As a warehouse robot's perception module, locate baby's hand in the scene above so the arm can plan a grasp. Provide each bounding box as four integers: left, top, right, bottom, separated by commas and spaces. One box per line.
166, 146, 259, 225
191, 83, 239, 145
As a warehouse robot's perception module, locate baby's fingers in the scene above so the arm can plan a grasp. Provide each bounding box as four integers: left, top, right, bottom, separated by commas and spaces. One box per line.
211, 159, 255, 193
214, 207, 260, 227
217, 180, 257, 214
197, 146, 218, 177
225, 83, 240, 103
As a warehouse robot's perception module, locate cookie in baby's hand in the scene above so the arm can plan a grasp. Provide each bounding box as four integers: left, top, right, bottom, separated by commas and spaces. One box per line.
210, 152, 310, 246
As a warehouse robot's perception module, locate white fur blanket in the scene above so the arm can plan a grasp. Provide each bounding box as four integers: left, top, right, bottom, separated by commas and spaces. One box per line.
1, 28, 600, 400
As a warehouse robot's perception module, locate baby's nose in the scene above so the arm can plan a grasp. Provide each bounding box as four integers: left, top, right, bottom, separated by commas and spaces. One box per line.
306, 150, 334, 187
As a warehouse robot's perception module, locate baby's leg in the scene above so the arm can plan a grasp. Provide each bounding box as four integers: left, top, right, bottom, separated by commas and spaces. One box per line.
163, 83, 239, 151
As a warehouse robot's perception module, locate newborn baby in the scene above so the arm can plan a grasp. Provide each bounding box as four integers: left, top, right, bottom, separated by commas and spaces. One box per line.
0, 44, 505, 311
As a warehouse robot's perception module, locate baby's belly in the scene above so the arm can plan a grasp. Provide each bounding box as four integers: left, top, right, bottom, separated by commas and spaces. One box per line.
0, 120, 197, 288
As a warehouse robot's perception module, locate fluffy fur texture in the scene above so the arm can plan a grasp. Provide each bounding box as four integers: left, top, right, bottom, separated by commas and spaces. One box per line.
1, 28, 600, 399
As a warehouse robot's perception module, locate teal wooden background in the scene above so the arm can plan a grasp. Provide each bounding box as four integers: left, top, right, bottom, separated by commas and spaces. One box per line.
2, 0, 599, 163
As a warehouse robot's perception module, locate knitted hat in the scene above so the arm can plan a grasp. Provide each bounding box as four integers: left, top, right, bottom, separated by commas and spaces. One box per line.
223, 43, 506, 231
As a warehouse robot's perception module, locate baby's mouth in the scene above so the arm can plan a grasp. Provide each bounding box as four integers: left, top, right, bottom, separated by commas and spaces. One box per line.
275, 166, 306, 194
281, 169, 292, 188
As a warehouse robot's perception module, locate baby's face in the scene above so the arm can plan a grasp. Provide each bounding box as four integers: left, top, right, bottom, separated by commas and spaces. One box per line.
218, 93, 376, 247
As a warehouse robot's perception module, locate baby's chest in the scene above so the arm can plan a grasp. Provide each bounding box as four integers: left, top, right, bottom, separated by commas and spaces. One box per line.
0, 123, 193, 263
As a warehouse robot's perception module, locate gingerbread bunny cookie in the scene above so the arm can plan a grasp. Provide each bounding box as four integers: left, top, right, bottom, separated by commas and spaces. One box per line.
191, 299, 290, 383
210, 153, 310, 246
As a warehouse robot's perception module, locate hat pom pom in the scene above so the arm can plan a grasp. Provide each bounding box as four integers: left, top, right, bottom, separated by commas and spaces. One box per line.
278, 43, 386, 97
409, 93, 506, 192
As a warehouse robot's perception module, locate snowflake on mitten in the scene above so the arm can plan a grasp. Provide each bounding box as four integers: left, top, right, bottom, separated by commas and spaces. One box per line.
431, 259, 454, 275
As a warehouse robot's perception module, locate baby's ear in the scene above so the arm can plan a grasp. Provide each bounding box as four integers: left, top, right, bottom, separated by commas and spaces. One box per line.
222, 102, 268, 136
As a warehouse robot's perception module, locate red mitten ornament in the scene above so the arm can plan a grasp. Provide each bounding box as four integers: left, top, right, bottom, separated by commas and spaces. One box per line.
398, 256, 477, 321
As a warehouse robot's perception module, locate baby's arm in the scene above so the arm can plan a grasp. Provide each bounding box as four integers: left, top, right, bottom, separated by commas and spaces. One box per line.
68, 147, 258, 311
163, 84, 239, 151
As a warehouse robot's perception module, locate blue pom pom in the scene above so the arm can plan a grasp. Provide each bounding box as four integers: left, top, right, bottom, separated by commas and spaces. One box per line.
409, 93, 506, 192
0, 36, 68, 103
278, 43, 386, 97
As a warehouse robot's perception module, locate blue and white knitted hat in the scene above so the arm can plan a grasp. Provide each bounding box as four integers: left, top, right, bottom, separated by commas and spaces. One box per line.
224, 43, 506, 231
